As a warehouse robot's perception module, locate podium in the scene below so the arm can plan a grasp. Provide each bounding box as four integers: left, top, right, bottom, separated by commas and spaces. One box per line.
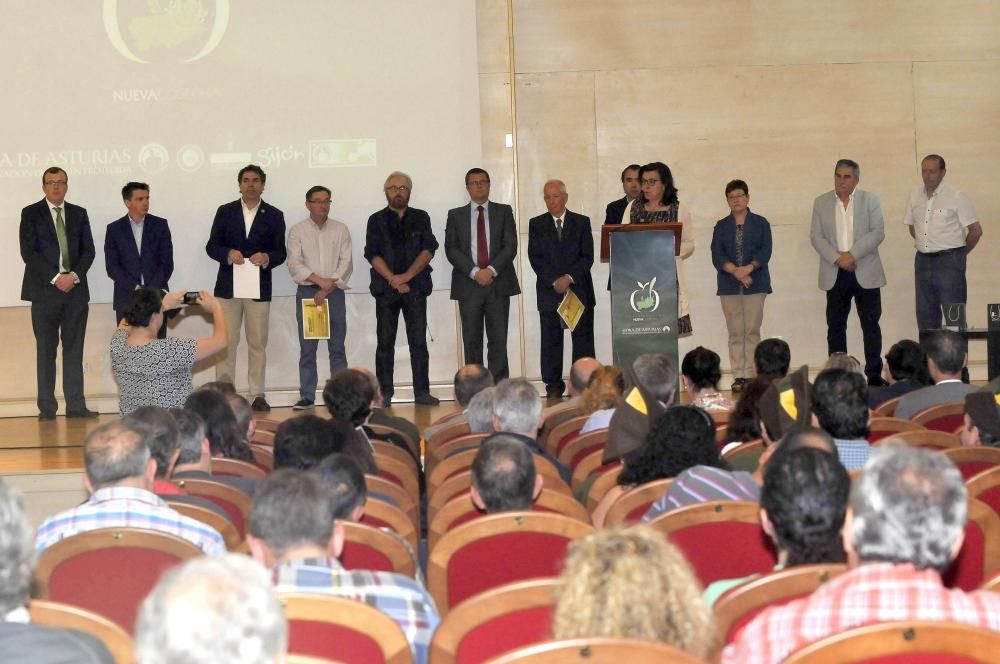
601, 223, 683, 380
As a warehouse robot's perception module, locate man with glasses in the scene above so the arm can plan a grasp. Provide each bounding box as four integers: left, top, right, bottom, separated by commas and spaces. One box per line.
364, 171, 439, 406
445, 168, 520, 381
287, 186, 353, 410
19, 166, 97, 420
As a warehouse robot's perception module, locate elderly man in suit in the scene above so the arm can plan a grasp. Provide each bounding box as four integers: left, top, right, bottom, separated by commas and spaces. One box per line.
445, 168, 520, 381
528, 180, 596, 399
19, 166, 97, 420
206, 165, 286, 412
105, 182, 174, 338
810, 159, 887, 386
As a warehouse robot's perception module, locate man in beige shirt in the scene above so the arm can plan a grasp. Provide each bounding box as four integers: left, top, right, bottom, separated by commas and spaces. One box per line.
287, 185, 353, 410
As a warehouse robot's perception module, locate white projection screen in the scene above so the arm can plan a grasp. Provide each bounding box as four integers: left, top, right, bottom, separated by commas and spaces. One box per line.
1, 1, 482, 307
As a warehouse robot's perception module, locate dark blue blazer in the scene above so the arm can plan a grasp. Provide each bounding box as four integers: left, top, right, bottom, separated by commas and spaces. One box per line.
710, 210, 772, 296
527, 209, 596, 312
19, 199, 95, 302
104, 213, 173, 313
604, 196, 629, 226
205, 200, 286, 300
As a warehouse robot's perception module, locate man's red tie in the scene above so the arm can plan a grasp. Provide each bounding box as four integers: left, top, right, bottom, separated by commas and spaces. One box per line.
476, 205, 488, 269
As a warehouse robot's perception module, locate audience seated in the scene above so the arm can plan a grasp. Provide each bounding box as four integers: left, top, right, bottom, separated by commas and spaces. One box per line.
542, 357, 601, 424
552, 524, 714, 660
704, 445, 849, 604
0, 479, 115, 663
354, 367, 420, 447
135, 554, 286, 664
424, 364, 494, 441
600, 354, 676, 463
471, 435, 543, 513
225, 392, 256, 445
170, 408, 257, 496
198, 380, 237, 395
587, 353, 676, 437
184, 388, 253, 461
322, 370, 380, 474
895, 330, 977, 420
869, 339, 932, 408
723, 443, 1000, 664
810, 368, 872, 470
247, 469, 438, 664
725, 375, 777, 444
466, 386, 497, 434
822, 352, 864, 375
962, 389, 1000, 447
493, 378, 571, 484
682, 346, 734, 411
576, 366, 626, 435
310, 453, 368, 522
35, 420, 224, 555
753, 338, 791, 380
273, 414, 364, 473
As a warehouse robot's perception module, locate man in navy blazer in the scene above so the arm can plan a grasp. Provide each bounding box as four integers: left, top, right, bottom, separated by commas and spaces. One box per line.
105, 182, 174, 337
445, 168, 520, 381
528, 180, 596, 398
19, 167, 97, 420
810, 159, 887, 386
603, 164, 641, 226
205, 165, 286, 411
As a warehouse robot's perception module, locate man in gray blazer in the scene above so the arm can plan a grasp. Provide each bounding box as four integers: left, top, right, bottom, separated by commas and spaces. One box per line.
894, 329, 977, 420
445, 168, 520, 381
810, 159, 887, 386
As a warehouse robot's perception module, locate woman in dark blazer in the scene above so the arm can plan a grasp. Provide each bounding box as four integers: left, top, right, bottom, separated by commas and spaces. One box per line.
711, 180, 772, 394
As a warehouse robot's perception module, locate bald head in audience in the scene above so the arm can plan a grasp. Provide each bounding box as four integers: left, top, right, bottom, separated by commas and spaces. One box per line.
83, 420, 156, 493
455, 363, 494, 407
471, 435, 543, 513
568, 357, 601, 396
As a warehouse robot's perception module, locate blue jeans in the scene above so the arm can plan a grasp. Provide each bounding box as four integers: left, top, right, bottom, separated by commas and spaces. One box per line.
915, 249, 966, 332
295, 285, 347, 401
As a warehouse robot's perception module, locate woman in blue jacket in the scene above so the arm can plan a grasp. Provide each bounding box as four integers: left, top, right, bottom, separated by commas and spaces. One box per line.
711, 180, 772, 394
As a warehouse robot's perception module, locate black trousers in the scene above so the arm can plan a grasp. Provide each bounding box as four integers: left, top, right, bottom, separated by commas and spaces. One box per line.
539, 307, 595, 392
32, 289, 89, 415
374, 292, 430, 395
458, 286, 510, 381
825, 268, 883, 380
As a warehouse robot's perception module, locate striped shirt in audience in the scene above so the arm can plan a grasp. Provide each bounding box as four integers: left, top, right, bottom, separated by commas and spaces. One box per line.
35, 486, 225, 555
642, 465, 760, 521
271, 556, 439, 664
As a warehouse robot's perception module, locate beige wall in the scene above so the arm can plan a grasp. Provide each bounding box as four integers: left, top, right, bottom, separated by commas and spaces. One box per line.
2, 2, 997, 415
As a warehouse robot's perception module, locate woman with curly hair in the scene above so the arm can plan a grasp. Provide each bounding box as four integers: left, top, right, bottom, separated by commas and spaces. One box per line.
578, 366, 626, 434
553, 524, 715, 658
618, 405, 722, 487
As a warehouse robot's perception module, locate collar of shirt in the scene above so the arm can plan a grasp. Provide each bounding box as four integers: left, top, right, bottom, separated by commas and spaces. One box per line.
88, 486, 164, 507
279, 556, 345, 572
129, 215, 145, 225
936, 379, 964, 385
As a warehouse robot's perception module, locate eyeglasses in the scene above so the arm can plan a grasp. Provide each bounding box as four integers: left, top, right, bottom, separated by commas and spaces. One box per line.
727, 192, 747, 201
641, 179, 661, 186
44, 180, 67, 186
307, 198, 331, 205
467, 180, 489, 187
385, 185, 410, 193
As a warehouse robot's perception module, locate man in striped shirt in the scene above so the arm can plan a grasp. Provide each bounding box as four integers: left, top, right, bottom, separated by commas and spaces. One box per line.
247, 469, 439, 664
35, 420, 225, 556
723, 443, 1000, 664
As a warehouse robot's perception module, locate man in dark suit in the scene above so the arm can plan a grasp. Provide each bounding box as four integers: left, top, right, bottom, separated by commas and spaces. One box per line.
105, 182, 174, 337
603, 163, 642, 226
528, 180, 596, 398
445, 168, 520, 381
205, 165, 286, 411
19, 167, 97, 420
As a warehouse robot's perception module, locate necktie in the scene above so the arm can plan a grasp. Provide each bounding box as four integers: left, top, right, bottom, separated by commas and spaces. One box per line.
54, 207, 70, 272
555, 217, 563, 241
476, 205, 488, 269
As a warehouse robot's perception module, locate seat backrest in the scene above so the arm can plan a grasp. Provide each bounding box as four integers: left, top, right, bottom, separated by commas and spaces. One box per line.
428, 512, 594, 613
254, 418, 280, 433
586, 465, 624, 514
872, 395, 903, 417
944, 447, 1000, 481
542, 414, 590, 456
713, 564, 848, 645
250, 444, 275, 469
722, 440, 766, 472
34, 528, 203, 633
570, 449, 614, 490
942, 497, 1000, 591
427, 433, 489, 475
28, 599, 135, 664
175, 477, 251, 538
603, 478, 674, 527
362, 497, 418, 551
340, 521, 416, 578
782, 620, 1000, 663
211, 457, 268, 479
164, 500, 242, 551
429, 471, 475, 521
429, 448, 479, 494
375, 454, 420, 500
912, 401, 967, 433
430, 578, 559, 664
372, 439, 419, 476
251, 429, 275, 446
280, 593, 413, 664
365, 473, 419, 531
368, 423, 418, 459
557, 428, 609, 468
867, 416, 927, 442
427, 420, 472, 449
485, 637, 709, 664
877, 429, 961, 451
967, 466, 1000, 521
649, 500, 777, 587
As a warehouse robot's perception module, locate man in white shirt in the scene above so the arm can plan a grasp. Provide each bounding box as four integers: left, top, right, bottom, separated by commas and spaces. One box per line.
810, 159, 888, 387
903, 154, 982, 333
287, 186, 353, 410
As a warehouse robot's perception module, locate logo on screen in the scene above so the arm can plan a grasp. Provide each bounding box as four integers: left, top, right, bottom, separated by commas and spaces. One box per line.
103, 0, 230, 64
630, 278, 660, 314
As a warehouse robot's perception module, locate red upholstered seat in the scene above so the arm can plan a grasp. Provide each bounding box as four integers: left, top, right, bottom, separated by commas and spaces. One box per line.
942, 498, 1000, 591
913, 402, 967, 434
282, 593, 411, 663
176, 478, 250, 538
944, 447, 1000, 481
339, 522, 416, 578
648, 500, 776, 587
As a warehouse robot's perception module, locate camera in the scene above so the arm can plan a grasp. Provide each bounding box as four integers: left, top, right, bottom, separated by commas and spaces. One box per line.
183, 291, 200, 305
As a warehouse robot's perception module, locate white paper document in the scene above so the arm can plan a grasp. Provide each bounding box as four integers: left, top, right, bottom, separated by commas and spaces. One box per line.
232, 261, 261, 299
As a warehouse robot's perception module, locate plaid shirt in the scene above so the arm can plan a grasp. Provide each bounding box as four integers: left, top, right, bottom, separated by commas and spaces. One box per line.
271, 556, 440, 664
35, 486, 225, 556
722, 563, 1000, 664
